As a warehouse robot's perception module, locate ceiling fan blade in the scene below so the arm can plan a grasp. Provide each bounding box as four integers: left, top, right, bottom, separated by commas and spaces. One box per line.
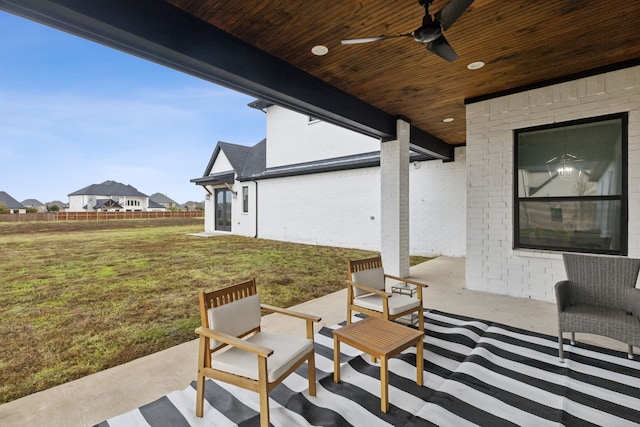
427, 34, 458, 62
435, 0, 474, 31
341, 34, 411, 45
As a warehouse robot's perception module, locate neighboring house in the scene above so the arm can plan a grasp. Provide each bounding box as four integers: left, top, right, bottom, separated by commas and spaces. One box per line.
147, 199, 166, 211
21, 198, 47, 213
150, 193, 181, 210
0, 191, 27, 214
67, 180, 163, 212
183, 201, 203, 211
46, 200, 67, 211
191, 101, 466, 257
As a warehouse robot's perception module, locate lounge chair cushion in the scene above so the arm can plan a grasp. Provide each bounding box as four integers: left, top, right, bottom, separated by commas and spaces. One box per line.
212, 332, 313, 382
208, 294, 261, 348
352, 267, 385, 297
353, 293, 421, 315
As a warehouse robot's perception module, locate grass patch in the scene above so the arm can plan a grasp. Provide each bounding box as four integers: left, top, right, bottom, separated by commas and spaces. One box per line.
0, 219, 431, 403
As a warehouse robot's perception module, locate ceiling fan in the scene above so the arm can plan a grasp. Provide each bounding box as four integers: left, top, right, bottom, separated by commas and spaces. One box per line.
341, 0, 474, 62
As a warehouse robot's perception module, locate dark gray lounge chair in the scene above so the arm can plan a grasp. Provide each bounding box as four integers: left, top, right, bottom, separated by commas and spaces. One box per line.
555, 253, 640, 362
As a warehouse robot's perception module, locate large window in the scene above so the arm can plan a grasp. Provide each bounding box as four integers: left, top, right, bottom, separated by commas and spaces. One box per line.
514, 113, 627, 254
242, 186, 249, 213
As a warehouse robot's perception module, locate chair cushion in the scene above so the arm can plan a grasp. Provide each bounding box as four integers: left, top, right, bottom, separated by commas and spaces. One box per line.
208, 294, 261, 348
212, 332, 313, 382
352, 267, 385, 297
353, 293, 421, 315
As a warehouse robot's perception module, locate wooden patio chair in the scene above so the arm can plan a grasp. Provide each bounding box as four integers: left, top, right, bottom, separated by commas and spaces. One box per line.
347, 255, 427, 331
195, 278, 321, 427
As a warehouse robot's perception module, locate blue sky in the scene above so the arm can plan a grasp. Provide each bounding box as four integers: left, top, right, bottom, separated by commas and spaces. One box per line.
0, 11, 266, 204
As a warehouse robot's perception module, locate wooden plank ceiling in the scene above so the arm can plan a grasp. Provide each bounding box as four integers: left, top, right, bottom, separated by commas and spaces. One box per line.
167, 0, 640, 146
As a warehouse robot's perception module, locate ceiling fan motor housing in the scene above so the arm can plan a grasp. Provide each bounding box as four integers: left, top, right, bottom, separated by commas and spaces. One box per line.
414, 25, 441, 43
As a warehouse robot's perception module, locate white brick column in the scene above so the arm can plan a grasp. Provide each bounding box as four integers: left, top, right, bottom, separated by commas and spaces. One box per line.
380, 119, 410, 277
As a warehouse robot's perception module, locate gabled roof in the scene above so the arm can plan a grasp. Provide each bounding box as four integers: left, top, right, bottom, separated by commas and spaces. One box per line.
148, 199, 165, 209
90, 199, 122, 210
192, 138, 431, 185
218, 141, 253, 173
69, 180, 148, 197
193, 140, 266, 185
21, 198, 45, 207
149, 192, 178, 205
0, 191, 26, 209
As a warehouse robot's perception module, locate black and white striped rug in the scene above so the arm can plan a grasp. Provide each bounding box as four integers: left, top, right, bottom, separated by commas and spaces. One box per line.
95, 310, 640, 426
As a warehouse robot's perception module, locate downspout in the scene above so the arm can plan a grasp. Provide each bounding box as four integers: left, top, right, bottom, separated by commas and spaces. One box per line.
253, 180, 259, 238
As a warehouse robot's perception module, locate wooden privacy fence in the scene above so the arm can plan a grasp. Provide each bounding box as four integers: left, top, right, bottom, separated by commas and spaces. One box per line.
0, 211, 203, 222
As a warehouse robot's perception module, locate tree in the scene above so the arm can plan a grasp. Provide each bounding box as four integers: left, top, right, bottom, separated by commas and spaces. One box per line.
0, 203, 8, 214
47, 204, 60, 212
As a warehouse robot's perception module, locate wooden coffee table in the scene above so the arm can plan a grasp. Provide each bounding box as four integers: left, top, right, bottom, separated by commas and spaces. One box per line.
333, 316, 424, 413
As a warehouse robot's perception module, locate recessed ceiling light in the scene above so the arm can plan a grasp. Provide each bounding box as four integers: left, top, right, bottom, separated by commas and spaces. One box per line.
443, 117, 454, 123
311, 45, 329, 56
467, 61, 485, 70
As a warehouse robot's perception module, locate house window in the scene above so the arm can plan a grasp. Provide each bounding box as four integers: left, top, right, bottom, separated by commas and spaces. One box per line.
514, 113, 627, 254
242, 186, 249, 213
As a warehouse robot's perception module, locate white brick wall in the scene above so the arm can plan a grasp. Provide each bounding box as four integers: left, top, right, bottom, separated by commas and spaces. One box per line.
232, 181, 257, 237
266, 105, 379, 168
254, 146, 467, 257
410, 147, 467, 257
466, 66, 640, 302
257, 168, 382, 250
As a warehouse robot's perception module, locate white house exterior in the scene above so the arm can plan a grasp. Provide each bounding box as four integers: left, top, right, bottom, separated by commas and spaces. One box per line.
465, 65, 640, 302
193, 65, 640, 305
21, 199, 47, 213
0, 191, 27, 214
150, 192, 181, 210
67, 180, 163, 212
192, 101, 467, 258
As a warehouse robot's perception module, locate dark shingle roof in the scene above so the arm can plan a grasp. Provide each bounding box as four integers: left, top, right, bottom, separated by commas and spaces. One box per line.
149, 193, 177, 205
192, 138, 431, 184
21, 198, 44, 207
148, 199, 165, 209
190, 172, 235, 186
192, 140, 263, 184
0, 191, 26, 209
92, 199, 123, 210
69, 180, 148, 197
218, 142, 252, 172
241, 139, 266, 177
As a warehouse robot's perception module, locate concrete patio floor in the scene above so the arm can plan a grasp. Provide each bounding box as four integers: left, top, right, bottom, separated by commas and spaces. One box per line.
0, 256, 630, 427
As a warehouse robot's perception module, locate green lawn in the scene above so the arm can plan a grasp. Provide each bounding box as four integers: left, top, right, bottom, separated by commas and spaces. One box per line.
0, 219, 430, 403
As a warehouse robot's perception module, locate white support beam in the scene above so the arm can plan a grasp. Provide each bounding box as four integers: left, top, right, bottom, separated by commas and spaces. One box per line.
380, 119, 410, 277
